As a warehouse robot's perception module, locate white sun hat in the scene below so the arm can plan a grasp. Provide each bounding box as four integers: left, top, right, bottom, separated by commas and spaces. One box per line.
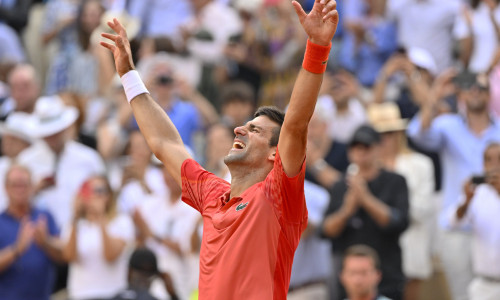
31, 95, 79, 138
408, 47, 438, 76
0, 112, 36, 143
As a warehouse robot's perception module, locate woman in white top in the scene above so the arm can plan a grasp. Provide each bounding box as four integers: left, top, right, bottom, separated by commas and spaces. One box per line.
62, 175, 135, 300
368, 103, 435, 300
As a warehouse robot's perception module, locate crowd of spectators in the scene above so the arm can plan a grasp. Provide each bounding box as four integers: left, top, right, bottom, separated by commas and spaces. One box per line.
1, 0, 500, 299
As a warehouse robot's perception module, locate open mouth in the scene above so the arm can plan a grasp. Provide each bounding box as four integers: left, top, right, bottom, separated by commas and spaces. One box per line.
232, 141, 246, 150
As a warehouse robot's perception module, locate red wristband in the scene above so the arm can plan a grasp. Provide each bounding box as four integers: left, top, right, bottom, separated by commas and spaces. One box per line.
302, 39, 332, 74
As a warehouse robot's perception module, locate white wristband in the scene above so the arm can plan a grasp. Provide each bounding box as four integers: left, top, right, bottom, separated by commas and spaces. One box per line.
120, 70, 149, 103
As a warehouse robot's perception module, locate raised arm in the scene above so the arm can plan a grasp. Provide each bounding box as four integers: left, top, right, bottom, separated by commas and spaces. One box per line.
100, 19, 191, 186
279, 0, 339, 177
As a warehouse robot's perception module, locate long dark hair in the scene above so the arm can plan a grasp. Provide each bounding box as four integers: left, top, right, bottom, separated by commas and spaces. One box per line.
76, 0, 105, 51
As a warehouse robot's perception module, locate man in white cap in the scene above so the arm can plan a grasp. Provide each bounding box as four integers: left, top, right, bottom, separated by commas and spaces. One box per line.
0, 112, 36, 211
18, 96, 105, 228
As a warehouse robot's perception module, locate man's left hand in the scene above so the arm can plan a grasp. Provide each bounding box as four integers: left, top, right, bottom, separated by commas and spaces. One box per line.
292, 0, 339, 46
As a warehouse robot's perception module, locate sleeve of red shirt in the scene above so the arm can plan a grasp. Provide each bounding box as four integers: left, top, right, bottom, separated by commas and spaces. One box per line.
264, 147, 308, 226
181, 158, 230, 214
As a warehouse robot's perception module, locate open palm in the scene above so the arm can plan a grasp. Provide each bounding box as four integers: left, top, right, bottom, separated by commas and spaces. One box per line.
100, 18, 135, 77
292, 0, 339, 46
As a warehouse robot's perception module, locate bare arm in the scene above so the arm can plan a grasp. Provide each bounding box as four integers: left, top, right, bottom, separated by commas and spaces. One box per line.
62, 224, 78, 262
100, 222, 127, 263
100, 19, 191, 186
0, 246, 18, 272
323, 191, 358, 237
280, 0, 339, 176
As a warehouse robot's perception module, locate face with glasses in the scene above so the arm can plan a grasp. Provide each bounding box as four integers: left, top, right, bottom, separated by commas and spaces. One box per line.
459, 81, 490, 114
5, 167, 33, 207
79, 177, 112, 217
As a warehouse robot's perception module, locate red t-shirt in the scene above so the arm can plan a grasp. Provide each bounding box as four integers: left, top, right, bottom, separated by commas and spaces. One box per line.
181, 149, 308, 300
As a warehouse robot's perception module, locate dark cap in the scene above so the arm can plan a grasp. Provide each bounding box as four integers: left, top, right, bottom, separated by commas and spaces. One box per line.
454, 71, 489, 90
129, 247, 159, 276
349, 125, 381, 147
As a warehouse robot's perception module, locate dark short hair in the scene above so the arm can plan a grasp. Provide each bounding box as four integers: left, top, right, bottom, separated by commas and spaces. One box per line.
254, 106, 285, 147
342, 244, 381, 270
221, 81, 256, 105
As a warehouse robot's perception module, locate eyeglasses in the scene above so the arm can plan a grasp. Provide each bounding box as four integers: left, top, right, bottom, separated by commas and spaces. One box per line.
92, 186, 109, 196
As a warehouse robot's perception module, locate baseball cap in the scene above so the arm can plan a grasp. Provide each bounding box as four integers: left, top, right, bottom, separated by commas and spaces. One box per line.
349, 125, 381, 147
129, 248, 159, 276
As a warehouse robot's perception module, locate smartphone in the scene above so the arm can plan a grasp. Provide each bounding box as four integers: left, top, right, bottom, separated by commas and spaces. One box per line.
471, 175, 486, 185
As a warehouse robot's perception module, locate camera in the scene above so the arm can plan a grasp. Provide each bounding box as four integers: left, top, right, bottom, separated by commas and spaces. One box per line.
471, 175, 486, 185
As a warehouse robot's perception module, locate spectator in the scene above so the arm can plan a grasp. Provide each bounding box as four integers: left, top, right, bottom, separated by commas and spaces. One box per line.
133, 163, 199, 299
0, 63, 40, 121
305, 102, 349, 189
62, 175, 135, 300
317, 70, 367, 144
0, 165, 62, 300
322, 125, 409, 300
340, 244, 392, 300
369, 103, 435, 300
454, 0, 500, 73
220, 81, 256, 128
387, 0, 461, 73
288, 180, 331, 300
19, 95, 105, 228
0, 113, 35, 210
407, 71, 500, 300
0, 0, 33, 34
112, 247, 179, 300
0, 23, 26, 64
446, 142, 500, 300
204, 123, 233, 181
340, 0, 398, 87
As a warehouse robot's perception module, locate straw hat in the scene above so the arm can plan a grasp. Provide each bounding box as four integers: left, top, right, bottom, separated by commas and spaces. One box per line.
30, 95, 79, 138
368, 102, 408, 133
0, 112, 36, 143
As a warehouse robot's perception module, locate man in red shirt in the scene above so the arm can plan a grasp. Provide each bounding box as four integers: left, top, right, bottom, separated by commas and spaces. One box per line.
101, 1, 339, 299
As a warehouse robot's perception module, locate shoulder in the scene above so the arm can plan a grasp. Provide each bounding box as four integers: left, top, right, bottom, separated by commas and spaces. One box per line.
380, 169, 407, 185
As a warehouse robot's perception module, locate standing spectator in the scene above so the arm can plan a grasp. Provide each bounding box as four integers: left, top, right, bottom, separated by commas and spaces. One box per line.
369, 103, 435, 300
340, 0, 397, 87
305, 102, 349, 189
19, 96, 105, 228
0, 165, 62, 300
0, 113, 35, 211
317, 70, 367, 144
322, 125, 409, 300
288, 180, 331, 300
62, 175, 135, 300
454, 0, 500, 73
387, 0, 461, 73
0, 64, 40, 121
340, 245, 392, 300
407, 72, 500, 300
446, 142, 500, 300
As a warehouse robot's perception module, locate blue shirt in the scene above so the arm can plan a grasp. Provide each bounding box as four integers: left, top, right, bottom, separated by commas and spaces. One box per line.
0, 209, 59, 300
130, 99, 202, 148
407, 113, 500, 227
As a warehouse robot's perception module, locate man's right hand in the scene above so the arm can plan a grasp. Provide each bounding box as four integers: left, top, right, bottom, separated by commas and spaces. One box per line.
15, 218, 35, 255
100, 18, 135, 77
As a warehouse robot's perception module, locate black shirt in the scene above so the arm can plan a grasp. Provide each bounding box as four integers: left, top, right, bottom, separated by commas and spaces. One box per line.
324, 169, 409, 300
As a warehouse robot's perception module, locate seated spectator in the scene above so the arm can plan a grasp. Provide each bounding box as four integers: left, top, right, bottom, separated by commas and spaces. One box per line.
306, 102, 349, 189
112, 247, 179, 300
0, 112, 36, 210
0, 165, 62, 300
369, 103, 435, 300
204, 123, 233, 181
62, 175, 135, 300
340, 244, 392, 300
19, 96, 105, 228
220, 81, 256, 128
288, 180, 331, 300
447, 142, 500, 300
322, 125, 409, 300
0, 63, 40, 121
318, 70, 367, 144
133, 163, 199, 299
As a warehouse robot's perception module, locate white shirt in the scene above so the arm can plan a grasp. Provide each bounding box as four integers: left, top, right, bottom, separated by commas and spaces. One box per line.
18, 140, 105, 228
63, 214, 135, 300
318, 95, 367, 143
138, 195, 199, 299
448, 184, 500, 278
388, 0, 461, 73
453, 3, 500, 73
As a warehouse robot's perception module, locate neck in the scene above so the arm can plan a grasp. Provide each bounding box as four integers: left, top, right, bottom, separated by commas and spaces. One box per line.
351, 292, 377, 300
229, 166, 270, 198
467, 110, 490, 135
7, 204, 30, 219
359, 163, 380, 180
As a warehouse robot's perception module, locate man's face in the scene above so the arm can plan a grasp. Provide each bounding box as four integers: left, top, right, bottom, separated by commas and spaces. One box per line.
348, 143, 378, 169
307, 113, 328, 143
206, 124, 233, 163
460, 85, 490, 114
224, 116, 278, 168
341, 256, 381, 298
6, 167, 33, 207
8, 69, 39, 112
43, 130, 67, 153
222, 100, 254, 127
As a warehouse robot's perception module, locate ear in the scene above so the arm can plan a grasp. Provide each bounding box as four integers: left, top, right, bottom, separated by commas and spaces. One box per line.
267, 148, 277, 162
